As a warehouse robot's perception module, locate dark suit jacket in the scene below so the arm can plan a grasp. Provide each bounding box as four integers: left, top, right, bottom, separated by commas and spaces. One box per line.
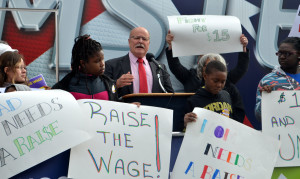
105, 53, 174, 97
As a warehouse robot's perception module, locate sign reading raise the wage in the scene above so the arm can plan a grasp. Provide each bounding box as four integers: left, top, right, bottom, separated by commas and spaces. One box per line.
262, 91, 300, 167
171, 108, 280, 179
0, 90, 90, 179
68, 99, 173, 179
167, 15, 243, 57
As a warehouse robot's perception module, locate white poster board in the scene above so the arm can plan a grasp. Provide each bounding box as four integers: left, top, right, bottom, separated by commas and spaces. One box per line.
172, 108, 279, 179
288, 5, 300, 37
68, 99, 173, 179
0, 90, 90, 178
262, 91, 300, 167
167, 15, 243, 57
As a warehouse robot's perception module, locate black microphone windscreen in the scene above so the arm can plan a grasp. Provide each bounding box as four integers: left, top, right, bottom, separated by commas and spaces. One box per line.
146, 53, 155, 61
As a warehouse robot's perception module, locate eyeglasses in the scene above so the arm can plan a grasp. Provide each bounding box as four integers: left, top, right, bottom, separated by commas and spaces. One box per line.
275, 51, 297, 57
130, 36, 150, 41
15, 65, 27, 70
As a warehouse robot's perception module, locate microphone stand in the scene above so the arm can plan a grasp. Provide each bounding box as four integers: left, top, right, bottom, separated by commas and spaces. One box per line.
156, 69, 168, 93
146, 53, 168, 93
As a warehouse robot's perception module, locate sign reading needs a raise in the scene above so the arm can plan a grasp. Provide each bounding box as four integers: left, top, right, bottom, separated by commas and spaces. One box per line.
171, 108, 279, 179
0, 90, 90, 179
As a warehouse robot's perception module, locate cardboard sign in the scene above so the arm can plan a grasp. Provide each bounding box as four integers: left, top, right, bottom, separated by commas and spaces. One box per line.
167, 15, 243, 57
288, 5, 300, 37
262, 91, 300, 167
28, 74, 47, 89
172, 108, 279, 179
0, 90, 90, 178
68, 99, 173, 179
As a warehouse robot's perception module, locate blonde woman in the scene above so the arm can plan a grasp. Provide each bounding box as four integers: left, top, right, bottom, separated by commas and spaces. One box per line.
0, 51, 28, 87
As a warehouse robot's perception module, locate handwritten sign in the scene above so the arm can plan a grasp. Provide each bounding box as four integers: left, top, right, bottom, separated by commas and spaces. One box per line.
167, 15, 243, 57
0, 90, 90, 178
171, 108, 279, 179
262, 91, 300, 167
68, 99, 173, 179
288, 5, 300, 37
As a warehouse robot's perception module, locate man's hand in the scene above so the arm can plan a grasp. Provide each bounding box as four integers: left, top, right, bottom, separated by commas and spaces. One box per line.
116, 72, 134, 88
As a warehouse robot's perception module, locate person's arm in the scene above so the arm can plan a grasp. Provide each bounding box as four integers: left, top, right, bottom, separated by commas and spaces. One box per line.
165, 30, 193, 85
227, 83, 245, 123
166, 48, 194, 84
254, 83, 263, 123
227, 34, 250, 84
254, 80, 276, 122
184, 98, 196, 127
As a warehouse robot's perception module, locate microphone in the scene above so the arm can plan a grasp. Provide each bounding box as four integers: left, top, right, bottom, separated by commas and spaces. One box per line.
146, 53, 168, 93
146, 53, 164, 71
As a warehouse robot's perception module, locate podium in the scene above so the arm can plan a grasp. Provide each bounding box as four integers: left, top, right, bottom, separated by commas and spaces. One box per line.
122, 93, 194, 132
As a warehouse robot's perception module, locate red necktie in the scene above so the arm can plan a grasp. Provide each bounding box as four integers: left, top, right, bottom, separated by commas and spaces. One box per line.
138, 58, 148, 93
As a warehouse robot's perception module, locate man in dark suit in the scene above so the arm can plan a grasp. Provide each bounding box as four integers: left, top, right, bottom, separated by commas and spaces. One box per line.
105, 27, 174, 97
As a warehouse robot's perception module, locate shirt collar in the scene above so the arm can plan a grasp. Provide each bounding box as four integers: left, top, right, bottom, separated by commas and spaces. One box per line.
129, 51, 148, 64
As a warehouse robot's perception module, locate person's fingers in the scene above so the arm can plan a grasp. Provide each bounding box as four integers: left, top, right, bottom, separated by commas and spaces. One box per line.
132, 102, 141, 107
122, 76, 134, 82
240, 35, 248, 46
184, 113, 197, 122
266, 85, 274, 93
270, 84, 276, 88
260, 84, 276, 93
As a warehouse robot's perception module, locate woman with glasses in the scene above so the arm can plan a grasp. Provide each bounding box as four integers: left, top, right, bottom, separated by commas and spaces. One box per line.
255, 37, 300, 122
0, 51, 28, 87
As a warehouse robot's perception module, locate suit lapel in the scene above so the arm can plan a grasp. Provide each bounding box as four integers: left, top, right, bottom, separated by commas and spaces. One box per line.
149, 61, 159, 92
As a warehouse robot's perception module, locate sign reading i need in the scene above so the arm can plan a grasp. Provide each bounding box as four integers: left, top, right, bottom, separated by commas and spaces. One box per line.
172, 108, 279, 179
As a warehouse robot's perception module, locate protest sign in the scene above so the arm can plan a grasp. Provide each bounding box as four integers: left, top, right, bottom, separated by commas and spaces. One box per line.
28, 74, 47, 89
288, 5, 300, 37
171, 108, 279, 179
0, 90, 90, 178
68, 99, 173, 179
167, 15, 242, 57
262, 91, 300, 167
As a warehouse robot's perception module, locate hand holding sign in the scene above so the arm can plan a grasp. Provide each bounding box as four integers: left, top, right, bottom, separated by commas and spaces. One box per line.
172, 108, 279, 179
68, 99, 173, 179
0, 90, 90, 178
262, 91, 300, 167
167, 15, 243, 57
